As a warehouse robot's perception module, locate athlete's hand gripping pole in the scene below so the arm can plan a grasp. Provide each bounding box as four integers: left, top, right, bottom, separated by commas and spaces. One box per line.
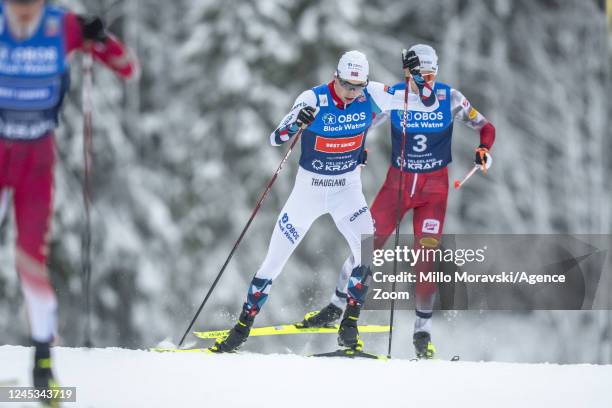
178, 108, 319, 348
453, 152, 492, 190
402, 49, 434, 93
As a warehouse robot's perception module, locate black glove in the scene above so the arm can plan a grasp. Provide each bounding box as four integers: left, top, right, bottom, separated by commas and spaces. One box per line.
402, 50, 421, 77
77, 15, 108, 42
296, 106, 316, 128
474, 145, 489, 165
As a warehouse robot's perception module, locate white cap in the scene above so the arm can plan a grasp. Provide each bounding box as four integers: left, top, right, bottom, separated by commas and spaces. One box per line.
409, 44, 438, 74
336, 50, 369, 82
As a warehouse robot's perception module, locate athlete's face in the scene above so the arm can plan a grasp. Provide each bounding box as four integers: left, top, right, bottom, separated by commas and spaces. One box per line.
5, 0, 45, 26
334, 77, 367, 104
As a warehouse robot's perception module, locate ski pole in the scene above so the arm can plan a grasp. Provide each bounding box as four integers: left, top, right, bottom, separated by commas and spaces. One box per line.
0, 189, 9, 226
82, 47, 94, 348
388, 49, 411, 359
453, 153, 492, 190
453, 165, 479, 190
178, 117, 315, 348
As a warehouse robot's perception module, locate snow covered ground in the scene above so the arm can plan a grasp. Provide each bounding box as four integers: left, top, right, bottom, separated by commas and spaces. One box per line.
1, 345, 611, 408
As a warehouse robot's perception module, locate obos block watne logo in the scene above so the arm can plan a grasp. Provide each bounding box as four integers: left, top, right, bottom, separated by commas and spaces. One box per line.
278, 212, 300, 244
396, 110, 413, 122
322, 113, 337, 125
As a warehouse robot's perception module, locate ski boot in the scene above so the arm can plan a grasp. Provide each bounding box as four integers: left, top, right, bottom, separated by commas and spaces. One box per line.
297, 303, 343, 328
337, 302, 363, 350
413, 331, 436, 359
209, 310, 255, 353
32, 341, 60, 407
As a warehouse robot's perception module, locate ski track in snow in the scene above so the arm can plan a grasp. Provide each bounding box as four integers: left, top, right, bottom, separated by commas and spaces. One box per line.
1, 345, 610, 408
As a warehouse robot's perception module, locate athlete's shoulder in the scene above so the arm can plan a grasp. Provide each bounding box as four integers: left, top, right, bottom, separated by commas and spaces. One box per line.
430, 82, 452, 103
366, 81, 400, 96
449, 87, 469, 107
448, 86, 464, 97
311, 83, 330, 93
290, 89, 318, 110
310, 83, 335, 108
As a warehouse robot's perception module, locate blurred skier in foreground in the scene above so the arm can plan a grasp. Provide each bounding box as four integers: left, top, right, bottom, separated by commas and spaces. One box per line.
0, 0, 138, 404
306, 44, 496, 359
210, 50, 438, 353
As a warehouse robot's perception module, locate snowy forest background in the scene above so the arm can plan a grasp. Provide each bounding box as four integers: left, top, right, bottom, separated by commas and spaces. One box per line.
0, 0, 610, 363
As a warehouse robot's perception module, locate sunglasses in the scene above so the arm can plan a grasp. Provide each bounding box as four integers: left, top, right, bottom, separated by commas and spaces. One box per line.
337, 77, 368, 92
411, 72, 437, 83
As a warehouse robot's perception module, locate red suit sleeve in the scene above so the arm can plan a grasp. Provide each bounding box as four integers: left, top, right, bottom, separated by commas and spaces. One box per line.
64, 12, 139, 80
479, 122, 496, 150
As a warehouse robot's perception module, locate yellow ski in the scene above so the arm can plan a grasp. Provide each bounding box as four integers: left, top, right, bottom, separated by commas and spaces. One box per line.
193, 324, 390, 340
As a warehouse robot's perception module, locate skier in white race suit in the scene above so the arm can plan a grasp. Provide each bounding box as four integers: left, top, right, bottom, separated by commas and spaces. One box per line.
210, 50, 438, 353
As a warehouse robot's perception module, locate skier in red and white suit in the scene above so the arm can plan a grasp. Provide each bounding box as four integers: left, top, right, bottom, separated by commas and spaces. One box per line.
0, 0, 138, 398
305, 44, 495, 359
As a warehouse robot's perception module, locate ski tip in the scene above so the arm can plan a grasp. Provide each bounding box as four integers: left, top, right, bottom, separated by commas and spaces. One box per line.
454, 180, 461, 189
